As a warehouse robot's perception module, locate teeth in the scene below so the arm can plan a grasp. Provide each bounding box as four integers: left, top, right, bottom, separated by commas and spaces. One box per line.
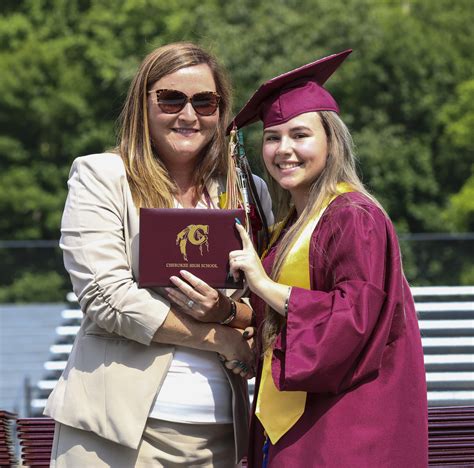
278, 162, 300, 169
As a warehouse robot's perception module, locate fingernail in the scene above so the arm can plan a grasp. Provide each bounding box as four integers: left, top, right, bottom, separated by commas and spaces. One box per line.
235, 218, 242, 225
243, 331, 249, 339
218, 354, 225, 361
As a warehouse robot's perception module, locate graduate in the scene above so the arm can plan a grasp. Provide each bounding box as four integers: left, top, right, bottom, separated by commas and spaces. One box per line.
228, 50, 428, 467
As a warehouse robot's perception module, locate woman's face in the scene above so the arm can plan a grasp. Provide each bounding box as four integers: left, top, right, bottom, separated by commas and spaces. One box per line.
147, 64, 219, 170
262, 112, 328, 204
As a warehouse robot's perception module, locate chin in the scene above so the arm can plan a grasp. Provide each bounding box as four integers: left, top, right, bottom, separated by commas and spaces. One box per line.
173, 143, 201, 155
278, 179, 299, 191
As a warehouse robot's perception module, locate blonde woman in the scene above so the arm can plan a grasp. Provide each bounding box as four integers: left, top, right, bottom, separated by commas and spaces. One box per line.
228, 50, 428, 467
45, 42, 273, 467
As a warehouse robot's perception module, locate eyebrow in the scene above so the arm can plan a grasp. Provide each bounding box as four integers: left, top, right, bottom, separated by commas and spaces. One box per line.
263, 125, 312, 135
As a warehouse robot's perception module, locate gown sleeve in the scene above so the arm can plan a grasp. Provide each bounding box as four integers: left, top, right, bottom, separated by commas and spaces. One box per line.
271, 201, 394, 395
60, 154, 170, 345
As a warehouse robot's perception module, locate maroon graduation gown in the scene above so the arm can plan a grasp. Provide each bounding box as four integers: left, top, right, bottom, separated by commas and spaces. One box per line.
248, 192, 428, 468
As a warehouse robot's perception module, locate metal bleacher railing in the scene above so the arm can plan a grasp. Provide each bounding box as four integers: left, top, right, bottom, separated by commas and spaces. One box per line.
31, 286, 474, 413
414, 286, 474, 406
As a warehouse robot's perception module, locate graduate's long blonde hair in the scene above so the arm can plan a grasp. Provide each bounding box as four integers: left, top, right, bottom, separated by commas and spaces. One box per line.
116, 42, 232, 209
262, 111, 383, 351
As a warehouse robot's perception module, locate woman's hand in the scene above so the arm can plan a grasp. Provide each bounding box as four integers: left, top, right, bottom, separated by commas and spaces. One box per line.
230, 223, 291, 317
229, 222, 271, 296
220, 326, 256, 379
166, 270, 230, 323
218, 326, 256, 379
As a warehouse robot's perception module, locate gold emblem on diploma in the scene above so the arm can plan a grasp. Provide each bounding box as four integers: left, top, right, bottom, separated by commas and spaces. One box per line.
176, 224, 210, 261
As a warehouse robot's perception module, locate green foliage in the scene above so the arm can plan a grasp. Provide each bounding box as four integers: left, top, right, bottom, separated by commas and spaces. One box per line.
1, 0, 473, 301
0, 271, 68, 303
437, 79, 474, 193
443, 168, 474, 231
460, 264, 474, 286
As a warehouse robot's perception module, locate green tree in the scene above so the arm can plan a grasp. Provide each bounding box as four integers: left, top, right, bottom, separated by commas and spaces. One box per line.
1, 0, 473, 300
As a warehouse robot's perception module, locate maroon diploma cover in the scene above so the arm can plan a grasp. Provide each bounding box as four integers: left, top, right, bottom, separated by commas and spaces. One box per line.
139, 208, 245, 288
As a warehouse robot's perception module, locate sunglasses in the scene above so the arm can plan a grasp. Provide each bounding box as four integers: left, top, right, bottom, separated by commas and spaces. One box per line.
148, 89, 221, 116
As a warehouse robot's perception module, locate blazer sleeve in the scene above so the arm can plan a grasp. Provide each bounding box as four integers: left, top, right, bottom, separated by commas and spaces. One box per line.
60, 154, 170, 345
272, 202, 392, 395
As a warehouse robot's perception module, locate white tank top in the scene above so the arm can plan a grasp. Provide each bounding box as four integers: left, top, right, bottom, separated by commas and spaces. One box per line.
149, 195, 232, 424
149, 347, 232, 423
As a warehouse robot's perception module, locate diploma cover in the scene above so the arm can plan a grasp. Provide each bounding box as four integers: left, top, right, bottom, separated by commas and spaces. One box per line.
139, 208, 245, 288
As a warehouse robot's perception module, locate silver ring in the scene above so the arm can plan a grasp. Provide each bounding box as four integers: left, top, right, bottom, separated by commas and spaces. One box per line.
187, 299, 194, 309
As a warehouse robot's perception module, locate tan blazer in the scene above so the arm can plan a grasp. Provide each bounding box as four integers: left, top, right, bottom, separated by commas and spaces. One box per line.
44, 153, 273, 463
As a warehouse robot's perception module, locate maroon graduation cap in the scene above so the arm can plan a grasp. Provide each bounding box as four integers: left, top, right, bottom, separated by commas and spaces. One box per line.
229, 49, 352, 131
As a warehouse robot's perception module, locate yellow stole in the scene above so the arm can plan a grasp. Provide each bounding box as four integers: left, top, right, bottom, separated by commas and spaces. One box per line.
255, 183, 353, 444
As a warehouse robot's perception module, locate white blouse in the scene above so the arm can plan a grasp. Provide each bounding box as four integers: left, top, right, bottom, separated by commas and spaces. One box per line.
149, 196, 232, 424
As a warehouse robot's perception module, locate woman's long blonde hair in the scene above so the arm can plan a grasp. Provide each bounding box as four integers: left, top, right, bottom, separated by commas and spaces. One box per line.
262, 111, 383, 351
116, 42, 232, 208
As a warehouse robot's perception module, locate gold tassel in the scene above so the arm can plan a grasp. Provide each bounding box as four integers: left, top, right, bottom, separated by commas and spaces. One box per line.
224, 129, 241, 209
223, 129, 251, 229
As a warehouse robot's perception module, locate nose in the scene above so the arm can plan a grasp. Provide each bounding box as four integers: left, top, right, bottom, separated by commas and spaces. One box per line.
276, 136, 292, 156
178, 102, 198, 123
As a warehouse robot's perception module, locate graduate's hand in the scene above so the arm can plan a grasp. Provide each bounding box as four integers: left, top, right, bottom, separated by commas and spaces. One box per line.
166, 270, 230, 323
229, 222, 271, 296
218, 327, 256, 379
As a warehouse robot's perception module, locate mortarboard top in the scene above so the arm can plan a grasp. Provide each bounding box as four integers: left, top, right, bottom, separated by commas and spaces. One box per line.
229, 49, 352, 132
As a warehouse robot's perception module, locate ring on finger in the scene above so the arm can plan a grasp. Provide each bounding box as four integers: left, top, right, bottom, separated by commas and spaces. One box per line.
187, 299, 194, 308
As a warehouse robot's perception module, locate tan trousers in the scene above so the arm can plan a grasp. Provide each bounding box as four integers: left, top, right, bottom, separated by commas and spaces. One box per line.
50, 419, 239, 467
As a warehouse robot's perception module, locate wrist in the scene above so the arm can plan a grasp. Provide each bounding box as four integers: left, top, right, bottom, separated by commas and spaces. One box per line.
209, 324, 237, 356
220, 297, 237, 325
252, 276, 274, 299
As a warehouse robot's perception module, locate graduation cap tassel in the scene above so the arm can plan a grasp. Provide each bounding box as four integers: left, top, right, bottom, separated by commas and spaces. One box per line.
224, 128, 241, 209
235, 130, 270, 251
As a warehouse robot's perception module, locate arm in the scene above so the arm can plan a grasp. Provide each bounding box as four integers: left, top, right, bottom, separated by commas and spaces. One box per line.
165, 270, 253, 329
164, 176, 274, 332
229, 222, 290, 314
62, 155, 255, 370
272, 203, 391, 395
231, 202, 393, 394
152, 307, 254, 372
61, 155, 170, 345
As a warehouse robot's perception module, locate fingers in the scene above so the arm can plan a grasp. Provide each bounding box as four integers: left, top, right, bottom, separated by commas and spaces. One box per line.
223, 359, 255, 379
229, 261, 240, 283
228, 250, 249, 282
225, 359, 251, 375
165, 287, 197, 315
179, 270, 212, 295
242, 326, 255, 340
168, 275, 206, 303
235, 221, 253, 250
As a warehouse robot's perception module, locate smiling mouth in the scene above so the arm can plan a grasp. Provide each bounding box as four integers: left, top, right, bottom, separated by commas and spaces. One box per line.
277, 162, 302, 170
172, 128, 199, 136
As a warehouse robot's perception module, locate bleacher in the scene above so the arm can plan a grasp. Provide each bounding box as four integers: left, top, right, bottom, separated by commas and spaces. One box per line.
414, 286, 474, 406
0, 286, 472, 466
30, 286, 474, 413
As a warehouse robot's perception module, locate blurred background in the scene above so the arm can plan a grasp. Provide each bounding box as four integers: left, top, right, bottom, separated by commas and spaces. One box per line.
0, 0, 473, 416
1, 0, 474, 301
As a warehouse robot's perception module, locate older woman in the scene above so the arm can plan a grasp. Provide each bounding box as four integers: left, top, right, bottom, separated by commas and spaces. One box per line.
45, 42, 273, 468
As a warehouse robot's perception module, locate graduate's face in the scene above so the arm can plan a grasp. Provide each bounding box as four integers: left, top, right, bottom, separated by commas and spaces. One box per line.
147, 64, 219, 169
262, 112, 328, 204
